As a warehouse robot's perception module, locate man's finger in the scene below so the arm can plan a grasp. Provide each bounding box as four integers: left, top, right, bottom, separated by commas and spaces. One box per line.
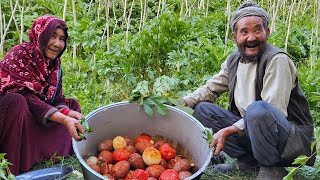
214, 142, 224, 156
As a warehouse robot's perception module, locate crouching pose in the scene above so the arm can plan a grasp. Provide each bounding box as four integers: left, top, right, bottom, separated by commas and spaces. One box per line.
183, 1, 315, 179
0, 15, 85, 175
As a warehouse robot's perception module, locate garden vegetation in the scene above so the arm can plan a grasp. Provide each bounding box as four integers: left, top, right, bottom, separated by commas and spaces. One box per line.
0, 0, 319, 179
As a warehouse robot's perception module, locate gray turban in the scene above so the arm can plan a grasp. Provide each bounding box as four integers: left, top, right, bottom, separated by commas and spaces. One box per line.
231, 1, 270, 31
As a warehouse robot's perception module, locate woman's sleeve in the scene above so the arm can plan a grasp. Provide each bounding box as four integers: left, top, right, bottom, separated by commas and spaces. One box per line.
23, 93, 59, 126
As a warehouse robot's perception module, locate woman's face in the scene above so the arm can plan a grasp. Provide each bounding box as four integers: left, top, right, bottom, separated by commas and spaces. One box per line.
44, 28, 66, 60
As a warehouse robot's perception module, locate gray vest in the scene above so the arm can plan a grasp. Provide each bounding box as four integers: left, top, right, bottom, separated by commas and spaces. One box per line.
226, 43, 313, 126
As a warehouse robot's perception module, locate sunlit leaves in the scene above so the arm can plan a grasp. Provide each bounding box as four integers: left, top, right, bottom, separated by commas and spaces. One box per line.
203, 128, 214, 144
0, 153, 14, 180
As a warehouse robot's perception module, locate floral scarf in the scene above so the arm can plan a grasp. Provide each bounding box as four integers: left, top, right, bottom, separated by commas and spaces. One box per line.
0, 15, 68, 102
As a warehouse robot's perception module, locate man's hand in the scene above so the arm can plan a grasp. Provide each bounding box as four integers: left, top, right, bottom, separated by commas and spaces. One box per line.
210, 125, 239, 155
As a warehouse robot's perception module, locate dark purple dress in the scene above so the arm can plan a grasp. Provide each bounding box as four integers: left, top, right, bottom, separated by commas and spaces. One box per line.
0, 93, 81, 175
0, 15, 81, 175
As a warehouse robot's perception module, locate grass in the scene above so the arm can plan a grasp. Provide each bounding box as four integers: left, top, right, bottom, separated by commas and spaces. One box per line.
31, 153, 320, 180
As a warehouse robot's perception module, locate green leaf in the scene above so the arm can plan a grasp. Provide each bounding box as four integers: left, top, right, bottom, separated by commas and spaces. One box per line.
153, 99, 168, 116
0, 170, 7, 180
310, 141, 316, 152
203, 128, 214, 144
283, 167, 298, 180
78, 118, 93, 140
7, 174, 15, 180
143, 103, 154, 117
167, 98, 182, 106
292, 155, 308, 165
79, 132, 87, 140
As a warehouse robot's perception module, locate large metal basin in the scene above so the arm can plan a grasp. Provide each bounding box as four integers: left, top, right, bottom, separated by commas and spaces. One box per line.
72, 102, 212, 179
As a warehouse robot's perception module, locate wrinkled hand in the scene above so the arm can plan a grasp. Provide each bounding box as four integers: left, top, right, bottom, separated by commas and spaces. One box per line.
67, 110, 84, 120
210, 126, 239, 156
63, 116, 85, 141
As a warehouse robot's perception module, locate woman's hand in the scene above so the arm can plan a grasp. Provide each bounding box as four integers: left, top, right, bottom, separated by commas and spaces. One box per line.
49, 110, 85, 141
210, 125, 239, 156
63, 115, 85, 141
66, 110, 84, 120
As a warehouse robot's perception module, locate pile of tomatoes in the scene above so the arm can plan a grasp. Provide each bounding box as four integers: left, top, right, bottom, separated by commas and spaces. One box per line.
85, 133, 195, 180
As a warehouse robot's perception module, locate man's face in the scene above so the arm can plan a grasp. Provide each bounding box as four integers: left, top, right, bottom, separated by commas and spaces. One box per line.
232, 16, 270, 61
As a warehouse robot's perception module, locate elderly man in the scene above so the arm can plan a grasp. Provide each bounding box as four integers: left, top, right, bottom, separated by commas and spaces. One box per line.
183, 1, 315, 179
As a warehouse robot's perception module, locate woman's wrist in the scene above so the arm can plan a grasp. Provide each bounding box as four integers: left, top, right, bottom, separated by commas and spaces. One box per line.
60, 108, 71, 116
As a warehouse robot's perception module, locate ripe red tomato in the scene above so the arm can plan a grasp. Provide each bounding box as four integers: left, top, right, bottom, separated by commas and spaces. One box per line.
132, 169, 149, 180
159, 169, 179, 180
112, 149, 131, 162
135, 134, 152, 143
159, 143, 176, 161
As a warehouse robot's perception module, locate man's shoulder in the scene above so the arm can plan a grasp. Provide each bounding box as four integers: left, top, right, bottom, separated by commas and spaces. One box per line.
264, 43, 286, 55
227, 50, 240, 62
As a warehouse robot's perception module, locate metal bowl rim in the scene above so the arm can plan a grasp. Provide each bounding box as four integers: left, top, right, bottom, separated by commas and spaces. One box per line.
72, 101, 213, 179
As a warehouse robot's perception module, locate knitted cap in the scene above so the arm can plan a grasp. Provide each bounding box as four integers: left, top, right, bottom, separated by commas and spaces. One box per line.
231, 1, 270, 31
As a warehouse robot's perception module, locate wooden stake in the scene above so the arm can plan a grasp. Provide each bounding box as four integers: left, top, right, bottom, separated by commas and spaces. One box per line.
270, 0, 280, 33
9, 0, 19, 32
205, 0, 209, 17
20, 0, 25, 44
126, 0, 134, 42
179, 0, 184, 18
106, 0, 110, 52
285, 0, 296, 52
98, 0, 101, 20
143, 0, 147, 27
63, 0, 67, 21
157, 0, 161, 18
0, 2, 3, 54
0, 0, 18, 51
225, 0, 231, 45
138, 0, 143, 32
112, 0, 118, 34
72, 0, 77, 61
122, 0, 127, 27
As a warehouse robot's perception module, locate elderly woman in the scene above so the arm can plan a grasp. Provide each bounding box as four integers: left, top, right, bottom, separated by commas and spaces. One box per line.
0, 15, 85, 175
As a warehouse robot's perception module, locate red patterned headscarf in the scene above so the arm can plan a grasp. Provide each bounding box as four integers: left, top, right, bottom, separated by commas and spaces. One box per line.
0, 15, 68, 101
